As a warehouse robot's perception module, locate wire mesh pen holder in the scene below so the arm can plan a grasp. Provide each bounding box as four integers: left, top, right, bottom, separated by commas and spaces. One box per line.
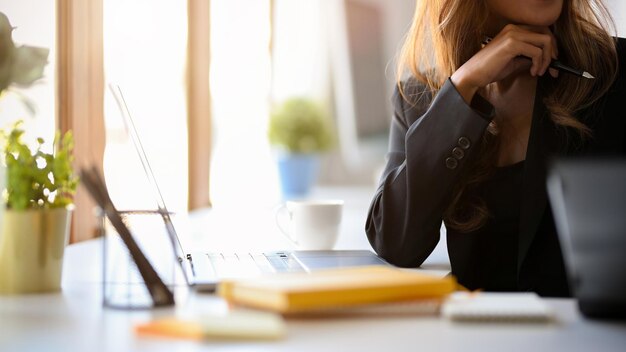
98, 209, 179, 309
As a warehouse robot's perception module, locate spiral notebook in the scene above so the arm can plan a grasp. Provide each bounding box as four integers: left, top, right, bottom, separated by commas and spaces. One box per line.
442, 292, 554, 322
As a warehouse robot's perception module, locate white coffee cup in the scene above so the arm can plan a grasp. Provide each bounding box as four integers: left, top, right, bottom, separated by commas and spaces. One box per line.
275, 200, 344, 250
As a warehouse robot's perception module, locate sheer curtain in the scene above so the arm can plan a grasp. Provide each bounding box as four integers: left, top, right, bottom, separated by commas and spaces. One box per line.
209, 0, 334, 208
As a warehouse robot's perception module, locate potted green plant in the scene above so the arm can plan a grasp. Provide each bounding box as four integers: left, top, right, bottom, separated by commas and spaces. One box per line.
0, 122, 78, 294
268, 98, 334, 198
0, 12, 77, 294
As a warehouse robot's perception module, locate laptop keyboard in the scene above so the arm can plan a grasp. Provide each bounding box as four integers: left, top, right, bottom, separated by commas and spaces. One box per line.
205, 252, 305, 278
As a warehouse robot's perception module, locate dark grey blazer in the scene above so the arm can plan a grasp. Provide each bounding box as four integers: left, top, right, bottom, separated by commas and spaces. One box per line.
366, 38, 626, 297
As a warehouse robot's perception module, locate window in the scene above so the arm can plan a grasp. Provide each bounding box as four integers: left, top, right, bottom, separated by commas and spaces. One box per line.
103, 0, 189, 212
209, 0, 277, 207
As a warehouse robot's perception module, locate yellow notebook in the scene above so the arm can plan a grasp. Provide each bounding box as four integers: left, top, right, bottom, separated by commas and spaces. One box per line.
218, 266, 457, 314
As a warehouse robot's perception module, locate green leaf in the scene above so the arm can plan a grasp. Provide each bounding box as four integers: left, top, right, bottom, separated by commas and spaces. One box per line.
9, 45, 49, 86
2, 122, 78, 209
0, 12, 16, 92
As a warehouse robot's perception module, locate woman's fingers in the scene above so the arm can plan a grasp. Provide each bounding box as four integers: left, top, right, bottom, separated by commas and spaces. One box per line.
508, 31, 554, 75
452, 24, 560, 97
517, 25, 559, 58
495, 25, 556, 76
511, 41, 544, 76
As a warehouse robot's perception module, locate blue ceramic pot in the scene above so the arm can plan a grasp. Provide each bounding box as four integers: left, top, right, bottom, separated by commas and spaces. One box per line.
276, 153, 320, 198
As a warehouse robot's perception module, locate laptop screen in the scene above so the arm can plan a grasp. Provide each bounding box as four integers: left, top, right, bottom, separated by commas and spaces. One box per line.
108, 83, 192, 284
547, 159, 626, 314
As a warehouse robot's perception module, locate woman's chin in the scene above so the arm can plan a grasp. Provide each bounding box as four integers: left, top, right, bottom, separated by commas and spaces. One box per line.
521, 16, 560, 27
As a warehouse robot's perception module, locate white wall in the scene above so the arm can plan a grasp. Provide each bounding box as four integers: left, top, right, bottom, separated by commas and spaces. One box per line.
350, 0, 415, 105
272, 0, 331, 104
606, 0, 626, 37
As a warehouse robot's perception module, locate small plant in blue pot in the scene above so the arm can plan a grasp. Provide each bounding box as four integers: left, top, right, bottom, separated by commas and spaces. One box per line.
268, 98, 334, 198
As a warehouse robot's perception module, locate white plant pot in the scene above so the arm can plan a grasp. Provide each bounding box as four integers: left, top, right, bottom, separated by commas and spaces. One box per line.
0, 208, 72, 294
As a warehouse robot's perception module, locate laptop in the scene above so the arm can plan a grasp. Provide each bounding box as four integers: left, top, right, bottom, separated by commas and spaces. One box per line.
108, 84, 389, 292
547, 159, 626, 319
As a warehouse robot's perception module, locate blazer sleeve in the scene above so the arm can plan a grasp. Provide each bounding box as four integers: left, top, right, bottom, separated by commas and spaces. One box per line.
365, 78, 494, 267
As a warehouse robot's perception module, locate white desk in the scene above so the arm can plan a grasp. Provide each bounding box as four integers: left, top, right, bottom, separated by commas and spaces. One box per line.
1, 187, 625, 352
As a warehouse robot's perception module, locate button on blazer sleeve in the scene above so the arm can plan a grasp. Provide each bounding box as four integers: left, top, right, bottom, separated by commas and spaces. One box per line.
366, 78, 494, 267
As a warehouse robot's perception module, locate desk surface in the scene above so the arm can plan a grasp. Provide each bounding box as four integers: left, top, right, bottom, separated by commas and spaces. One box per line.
1, 187, 625, 352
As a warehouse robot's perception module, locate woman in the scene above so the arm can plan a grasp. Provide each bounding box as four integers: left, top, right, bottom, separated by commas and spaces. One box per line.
366, 0, 625, 297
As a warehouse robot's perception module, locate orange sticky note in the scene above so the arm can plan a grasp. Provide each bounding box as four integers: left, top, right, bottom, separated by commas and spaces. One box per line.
135, 310, 286, 340
136, 319, 204, 340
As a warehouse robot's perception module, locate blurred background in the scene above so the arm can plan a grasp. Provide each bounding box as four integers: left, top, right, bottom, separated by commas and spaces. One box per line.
1, 0, 625, 243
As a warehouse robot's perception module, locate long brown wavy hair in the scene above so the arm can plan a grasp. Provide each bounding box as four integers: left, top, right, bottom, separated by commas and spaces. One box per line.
397, 0, 618, 232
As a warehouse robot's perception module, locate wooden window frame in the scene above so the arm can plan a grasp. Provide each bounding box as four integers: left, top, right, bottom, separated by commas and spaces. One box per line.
57, 0, 213, 242
187, 0, 212, 210
57, 0, 106, 243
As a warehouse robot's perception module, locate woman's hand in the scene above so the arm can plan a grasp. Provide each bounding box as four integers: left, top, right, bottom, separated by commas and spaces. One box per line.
451, 24, 558, 104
